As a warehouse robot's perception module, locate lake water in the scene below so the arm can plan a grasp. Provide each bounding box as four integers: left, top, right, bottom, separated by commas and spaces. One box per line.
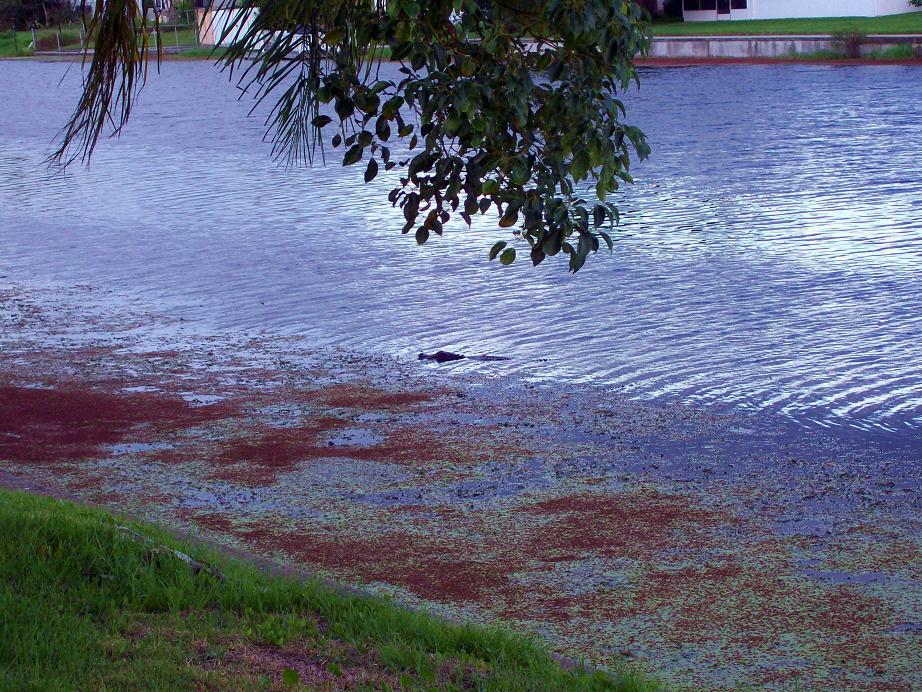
1, 60, 920, 440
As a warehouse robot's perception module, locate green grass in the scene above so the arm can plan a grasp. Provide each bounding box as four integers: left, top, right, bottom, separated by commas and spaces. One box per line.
652, 11, 922, 35
0, 23, 197, 57
173, 45, 230, 59
788, 43, 919, 60
0, 488, 655, 690
151, 26, 199, 48
0, 29, 32, 57
869, 42, 917, 58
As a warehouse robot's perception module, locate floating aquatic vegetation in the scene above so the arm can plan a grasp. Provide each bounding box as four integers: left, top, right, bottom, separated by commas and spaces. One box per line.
2, 283, 921, 688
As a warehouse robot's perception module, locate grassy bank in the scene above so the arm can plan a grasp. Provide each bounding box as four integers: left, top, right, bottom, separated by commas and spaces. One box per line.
652, 11, 922, 35
0, 488, 652, 690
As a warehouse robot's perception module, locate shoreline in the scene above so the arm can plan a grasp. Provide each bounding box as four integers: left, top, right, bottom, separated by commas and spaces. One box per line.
638, 55, 922, 66
0, 472, 601, 680
4, 52, 922, 66
2, 280, 920, 688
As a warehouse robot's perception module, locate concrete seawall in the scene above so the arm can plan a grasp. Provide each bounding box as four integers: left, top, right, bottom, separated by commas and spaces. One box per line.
650, 33, 922, 58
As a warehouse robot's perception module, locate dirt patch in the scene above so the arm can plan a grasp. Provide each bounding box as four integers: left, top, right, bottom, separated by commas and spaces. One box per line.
220, 638, 398, 689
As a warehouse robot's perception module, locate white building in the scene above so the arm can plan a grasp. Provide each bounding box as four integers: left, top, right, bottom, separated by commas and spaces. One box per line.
683, 0, 921, 21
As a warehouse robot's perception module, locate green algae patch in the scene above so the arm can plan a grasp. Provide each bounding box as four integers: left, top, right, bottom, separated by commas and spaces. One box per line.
0, 488, 654, 691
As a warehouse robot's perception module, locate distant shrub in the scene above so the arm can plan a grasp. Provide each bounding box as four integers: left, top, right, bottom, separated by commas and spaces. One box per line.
831, 30, 866, 59
663, 0, 683, 17
0, 0, 75, 29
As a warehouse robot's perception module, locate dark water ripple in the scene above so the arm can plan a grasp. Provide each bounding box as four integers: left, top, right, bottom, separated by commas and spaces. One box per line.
1, 61, 920, 438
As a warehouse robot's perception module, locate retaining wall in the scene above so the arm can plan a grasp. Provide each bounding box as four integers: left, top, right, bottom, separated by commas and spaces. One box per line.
649, 33, 922, 57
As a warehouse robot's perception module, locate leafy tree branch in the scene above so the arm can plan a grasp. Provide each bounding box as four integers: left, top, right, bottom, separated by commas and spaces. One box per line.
54, 0, 651, 272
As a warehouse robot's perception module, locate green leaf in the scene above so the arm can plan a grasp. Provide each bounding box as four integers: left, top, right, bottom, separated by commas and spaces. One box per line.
358, 92, 380, 115
543, 232, 562, 256
364, 158, 378, 182
499, 247, 516, 266
578, 232, 593, 259
391, 42, 412, 61
569, 250, 587, 273
592, 204, 606, 228
334, 98, 355, 121
403, 195, 419, 223
343, 145, 362, 166
509, 158, 530, 186
311, 115, 332, 128
325, 28, 345, 44
499, 207, 518, 228
375, 117, 391, 141
488, 241, 507, 260
415, 227, 429, 245
571, 151, 590, 181
530, 245, 546, 266
599, 231, 614, 252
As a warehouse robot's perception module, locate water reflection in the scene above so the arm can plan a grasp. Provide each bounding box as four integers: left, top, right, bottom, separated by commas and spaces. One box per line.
1, 61, 920, 436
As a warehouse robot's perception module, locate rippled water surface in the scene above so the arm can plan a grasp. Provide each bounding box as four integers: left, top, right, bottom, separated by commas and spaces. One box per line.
1, 61, 921, 437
